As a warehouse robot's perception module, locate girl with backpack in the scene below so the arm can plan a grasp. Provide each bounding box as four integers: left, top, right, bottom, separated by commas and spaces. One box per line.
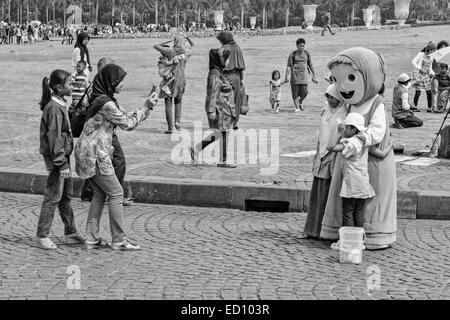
189, 49, 238, 168
36, 69, 86, 250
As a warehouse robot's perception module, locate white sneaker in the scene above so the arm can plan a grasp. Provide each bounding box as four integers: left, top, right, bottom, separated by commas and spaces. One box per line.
330, 241, 340, 251
111, 239, 142, 251
37, 237, 57, 250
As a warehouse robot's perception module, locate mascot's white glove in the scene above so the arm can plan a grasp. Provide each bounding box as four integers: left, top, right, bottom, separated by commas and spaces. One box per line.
340, 137, 363, 159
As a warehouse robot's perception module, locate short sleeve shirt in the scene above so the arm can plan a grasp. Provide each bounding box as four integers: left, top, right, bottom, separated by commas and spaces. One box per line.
287, 50, 310, 85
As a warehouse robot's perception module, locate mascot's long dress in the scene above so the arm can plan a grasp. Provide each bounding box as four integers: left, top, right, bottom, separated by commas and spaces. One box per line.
320, 48, 397, 249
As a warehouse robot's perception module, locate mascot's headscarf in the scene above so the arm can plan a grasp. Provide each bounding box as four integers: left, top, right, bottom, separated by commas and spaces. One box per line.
327, 47, 386, 106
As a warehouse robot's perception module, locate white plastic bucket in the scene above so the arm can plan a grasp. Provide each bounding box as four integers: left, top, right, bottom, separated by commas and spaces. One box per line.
339, 227, 365, 264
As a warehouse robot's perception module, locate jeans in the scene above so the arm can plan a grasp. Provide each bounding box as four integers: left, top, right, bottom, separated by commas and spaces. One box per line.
86, 165, 126, 244
81, 132, 131, 200
165, 97, 182, 131
37, 166, 78, 238
342, 198, 365, 228
396, 115, 423, 128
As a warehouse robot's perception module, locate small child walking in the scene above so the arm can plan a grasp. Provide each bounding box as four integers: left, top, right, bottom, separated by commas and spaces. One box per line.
328, 113, 375, 251
70, 60, 90, 112
269, 70, 283, 113
36, 69, 85, 250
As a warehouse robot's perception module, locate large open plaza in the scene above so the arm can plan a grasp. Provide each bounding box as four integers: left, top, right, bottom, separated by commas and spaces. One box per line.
1, 0, 450, 305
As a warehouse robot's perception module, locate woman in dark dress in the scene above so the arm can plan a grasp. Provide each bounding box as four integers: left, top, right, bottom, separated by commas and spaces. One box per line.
216, 31, 245, 117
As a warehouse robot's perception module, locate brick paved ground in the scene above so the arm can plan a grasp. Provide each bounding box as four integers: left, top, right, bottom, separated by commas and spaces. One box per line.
1, 192, 450, 300
1, 26, 450, 193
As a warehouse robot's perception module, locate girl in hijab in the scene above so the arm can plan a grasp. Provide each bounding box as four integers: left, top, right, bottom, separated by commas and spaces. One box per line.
72, 32, 92, 77
189, 49, 238, 168
154, 35, 194, 133
300, 84, 347, 239
320, 47, 397, 251
75, 64, 159, 251
217, 31, 245, 114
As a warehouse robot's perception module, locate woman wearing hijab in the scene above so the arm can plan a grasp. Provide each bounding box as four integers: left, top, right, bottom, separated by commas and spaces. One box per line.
301, 84, 347, 239
154, 35, 194, 133
189, 49, 237, 168
72, 32, 92, 77
320, 47, 397, 250
75, 64, 159, 251
216, 31, 245, 115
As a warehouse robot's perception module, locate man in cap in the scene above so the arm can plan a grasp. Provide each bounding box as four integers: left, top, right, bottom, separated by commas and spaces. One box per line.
391, 73, 423, 129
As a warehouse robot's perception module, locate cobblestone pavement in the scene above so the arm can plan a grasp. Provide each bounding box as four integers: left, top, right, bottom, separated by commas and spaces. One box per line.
1, 192, 450, 300
1, 26, 450, 193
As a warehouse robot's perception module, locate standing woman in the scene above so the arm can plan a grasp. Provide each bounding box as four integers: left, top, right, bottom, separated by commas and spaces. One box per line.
75, 64, 159, 251
154, 35, 194, 133
216, 31, 245, 117
72, 32, 93, 78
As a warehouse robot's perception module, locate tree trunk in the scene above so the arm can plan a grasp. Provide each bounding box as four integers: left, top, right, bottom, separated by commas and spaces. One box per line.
350, 1, 355, 26
241, 3, 244, 28
52, 1, 55, 21
96, 0, 99, 24
1, 2, 4, 22
111, 0, 115, 25
120, 9, 123, 24
285, 0, 289, 27
262, 4, 266, 29
175, 4, 178, 28
46, 3, 49, 23
155, 0, 158, 25
164, 0, 167, 24
17, 4, 20, 24
35, 1, 38, 20
63, 0, 66, 25
8, 0, 11, 22
133, 1, 135, 26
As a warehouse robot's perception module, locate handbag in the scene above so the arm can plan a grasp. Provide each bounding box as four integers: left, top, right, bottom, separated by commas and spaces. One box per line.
238, 85, 249, 115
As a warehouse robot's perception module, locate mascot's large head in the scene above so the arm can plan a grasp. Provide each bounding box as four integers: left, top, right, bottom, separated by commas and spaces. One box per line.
327, 47, 386, 106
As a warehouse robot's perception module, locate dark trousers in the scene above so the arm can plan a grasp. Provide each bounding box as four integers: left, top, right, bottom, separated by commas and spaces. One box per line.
322, 25, 333, 35
291, 84, 309, 105
196, 131, 228, 162
81, 132, 129, 200
0, 36, 7, 44
37, 165, 78, 238
342, 198, 365, 228
414, 90, 432, 110
165, 97, 182, 131
396, 115, 423, 128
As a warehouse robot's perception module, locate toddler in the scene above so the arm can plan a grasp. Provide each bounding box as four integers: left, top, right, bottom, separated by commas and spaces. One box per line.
269, 70, 283, 113
328, 113, 375, 250
71, 60, 90, 111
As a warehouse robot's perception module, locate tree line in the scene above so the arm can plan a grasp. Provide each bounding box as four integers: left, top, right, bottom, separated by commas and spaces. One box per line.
1, 0, 449, 28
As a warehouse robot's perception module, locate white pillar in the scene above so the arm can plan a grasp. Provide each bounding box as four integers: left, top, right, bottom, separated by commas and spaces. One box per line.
363, 8, 374, 28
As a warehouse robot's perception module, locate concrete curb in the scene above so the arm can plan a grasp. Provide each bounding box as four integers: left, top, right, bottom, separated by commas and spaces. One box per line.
1, 167, 449, 220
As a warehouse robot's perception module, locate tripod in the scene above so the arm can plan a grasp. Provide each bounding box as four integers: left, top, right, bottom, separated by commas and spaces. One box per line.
428, 105, 450, 157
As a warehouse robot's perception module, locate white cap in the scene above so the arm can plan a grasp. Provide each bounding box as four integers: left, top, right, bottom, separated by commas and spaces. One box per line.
398, 73, 410, 83
344, 113, 366, 132
325, 84, 342, 101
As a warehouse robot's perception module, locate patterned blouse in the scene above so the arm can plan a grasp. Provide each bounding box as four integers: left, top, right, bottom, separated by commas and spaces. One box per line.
75, 101, 150, 179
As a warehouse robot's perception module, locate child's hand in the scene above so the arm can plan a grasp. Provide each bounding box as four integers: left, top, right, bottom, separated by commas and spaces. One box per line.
145, 92, 159, 110
312, 76, 319, 84
208, 112, 216, 121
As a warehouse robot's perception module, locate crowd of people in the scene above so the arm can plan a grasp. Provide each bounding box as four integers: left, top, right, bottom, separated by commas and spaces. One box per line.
32, 21, 450, 255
